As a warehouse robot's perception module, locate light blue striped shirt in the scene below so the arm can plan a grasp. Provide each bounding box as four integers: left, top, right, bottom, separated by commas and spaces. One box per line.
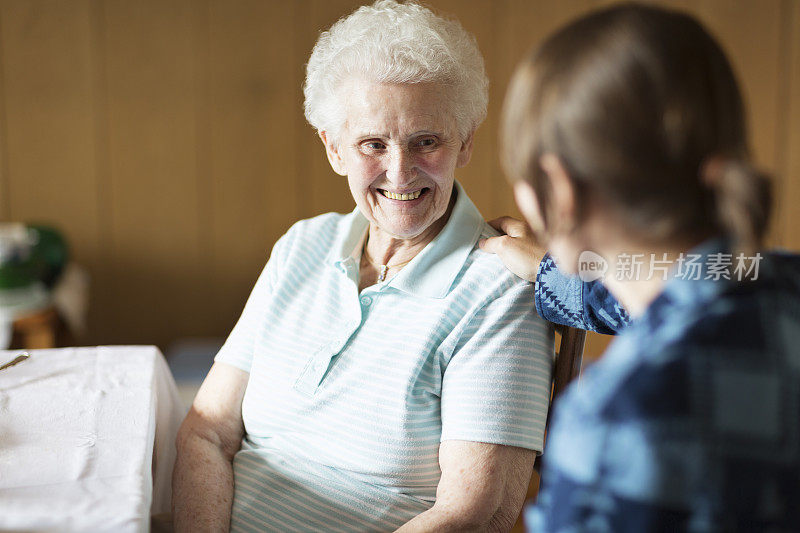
215, 182, 553, 532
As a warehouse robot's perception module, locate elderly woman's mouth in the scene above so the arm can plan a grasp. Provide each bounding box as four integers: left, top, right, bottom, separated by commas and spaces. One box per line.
378, 188, 427, 201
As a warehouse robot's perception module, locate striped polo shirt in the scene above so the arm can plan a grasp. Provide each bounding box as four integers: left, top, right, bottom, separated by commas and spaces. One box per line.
215, 182, 553, 532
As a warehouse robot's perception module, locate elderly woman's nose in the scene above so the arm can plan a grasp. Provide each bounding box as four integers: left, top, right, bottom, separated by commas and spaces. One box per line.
385, 146, 415, 181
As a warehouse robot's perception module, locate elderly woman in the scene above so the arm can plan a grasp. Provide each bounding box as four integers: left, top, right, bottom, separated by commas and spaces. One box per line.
172, 2, 551, 532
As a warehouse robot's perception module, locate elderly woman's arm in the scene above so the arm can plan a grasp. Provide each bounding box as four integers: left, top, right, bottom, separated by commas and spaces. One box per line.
173, 362, 248, 532
395, 440, 536, 533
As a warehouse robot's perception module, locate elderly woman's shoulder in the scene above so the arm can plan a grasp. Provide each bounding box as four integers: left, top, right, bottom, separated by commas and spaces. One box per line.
285, 211, 352, 236
457, 221, 534, 295
478, 220, 503, 240
272, 211, 356, 258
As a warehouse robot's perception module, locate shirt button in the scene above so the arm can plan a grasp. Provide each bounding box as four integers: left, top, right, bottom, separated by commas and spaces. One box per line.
360, 296, 372, 306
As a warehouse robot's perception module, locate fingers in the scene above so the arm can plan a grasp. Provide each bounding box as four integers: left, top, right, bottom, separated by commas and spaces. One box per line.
478, 234, 539, 282
478, 235, 510, 255
487, 216, 529, 237
486, 217, 510, 234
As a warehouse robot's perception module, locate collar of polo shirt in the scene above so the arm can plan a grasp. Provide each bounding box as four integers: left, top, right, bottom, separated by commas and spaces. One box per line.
327, 181, 486, 299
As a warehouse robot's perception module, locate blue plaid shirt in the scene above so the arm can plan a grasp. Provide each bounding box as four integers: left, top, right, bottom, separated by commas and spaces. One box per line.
527, 241, 800, 532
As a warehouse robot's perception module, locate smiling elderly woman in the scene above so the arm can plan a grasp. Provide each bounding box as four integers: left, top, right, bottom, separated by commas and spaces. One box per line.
172, 2, 551, 532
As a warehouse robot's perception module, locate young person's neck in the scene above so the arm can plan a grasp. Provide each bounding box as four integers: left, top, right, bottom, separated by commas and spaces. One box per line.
595, 235, 707, 318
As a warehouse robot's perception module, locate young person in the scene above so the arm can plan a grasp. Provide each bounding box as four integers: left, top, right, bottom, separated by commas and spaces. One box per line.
481, 3, 800, 531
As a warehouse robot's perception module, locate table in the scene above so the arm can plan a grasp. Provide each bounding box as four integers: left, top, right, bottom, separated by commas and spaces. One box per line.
0, 346, 184, 532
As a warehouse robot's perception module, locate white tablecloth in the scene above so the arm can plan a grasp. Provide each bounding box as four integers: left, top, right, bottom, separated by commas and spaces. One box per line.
0, 346, 184, 532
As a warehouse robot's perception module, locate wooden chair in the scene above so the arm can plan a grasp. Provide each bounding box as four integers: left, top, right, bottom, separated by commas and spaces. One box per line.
511, 323, 587, 532
512, 324, 587, 531
10, 307, 61, 349
532, 324, 587, 475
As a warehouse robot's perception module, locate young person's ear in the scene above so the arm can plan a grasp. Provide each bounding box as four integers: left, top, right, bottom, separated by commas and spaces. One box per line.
539, 153, 577, 233
513, 180, 545, 235
319, 131, 347, 176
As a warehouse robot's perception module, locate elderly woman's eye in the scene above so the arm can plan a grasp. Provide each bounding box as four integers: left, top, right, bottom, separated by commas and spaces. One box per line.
416, 138, 437, 149
363, 141, 386, 151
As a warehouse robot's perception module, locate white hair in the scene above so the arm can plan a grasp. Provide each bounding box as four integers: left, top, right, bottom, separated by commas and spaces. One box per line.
303, 0, 488, 144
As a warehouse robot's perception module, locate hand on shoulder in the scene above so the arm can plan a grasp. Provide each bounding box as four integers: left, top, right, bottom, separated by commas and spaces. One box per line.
478, 216, 546, 283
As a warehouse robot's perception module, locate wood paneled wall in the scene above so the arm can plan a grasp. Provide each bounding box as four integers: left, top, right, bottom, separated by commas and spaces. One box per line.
0, 0, 797, 354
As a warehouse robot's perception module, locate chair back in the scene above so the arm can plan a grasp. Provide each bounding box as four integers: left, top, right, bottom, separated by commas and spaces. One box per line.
533, 324, 586, 474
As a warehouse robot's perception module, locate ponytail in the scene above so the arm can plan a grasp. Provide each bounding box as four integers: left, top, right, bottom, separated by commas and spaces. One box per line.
707, 160, 772, 258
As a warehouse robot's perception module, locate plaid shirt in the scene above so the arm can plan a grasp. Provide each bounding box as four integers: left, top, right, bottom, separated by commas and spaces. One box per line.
528, 241, 800, 532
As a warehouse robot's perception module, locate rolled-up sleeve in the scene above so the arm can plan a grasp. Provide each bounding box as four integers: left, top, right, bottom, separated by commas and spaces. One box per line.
535, 253, 630, 335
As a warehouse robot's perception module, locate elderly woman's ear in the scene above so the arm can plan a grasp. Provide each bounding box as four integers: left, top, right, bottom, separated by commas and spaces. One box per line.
319, 131, 347, 176
456, 132, 475, 169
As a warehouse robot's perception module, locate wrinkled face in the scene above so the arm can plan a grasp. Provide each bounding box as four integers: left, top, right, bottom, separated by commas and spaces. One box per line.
322, 80, 472, 240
